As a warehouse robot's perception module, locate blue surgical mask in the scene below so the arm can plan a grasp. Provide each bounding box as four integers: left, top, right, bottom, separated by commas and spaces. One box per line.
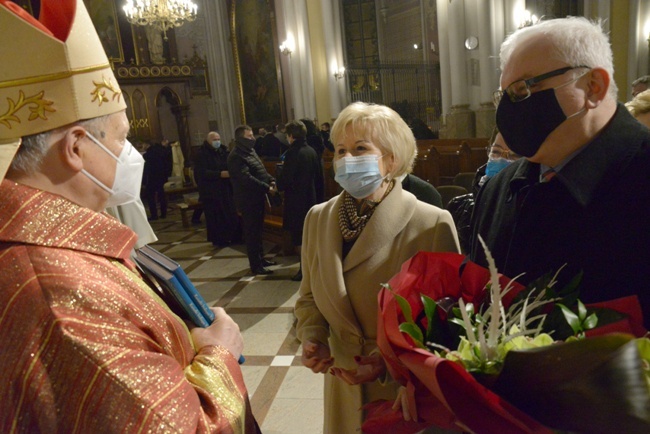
211, 140, 221, 149
334, 155, 385, 199
485, 157, 512, 178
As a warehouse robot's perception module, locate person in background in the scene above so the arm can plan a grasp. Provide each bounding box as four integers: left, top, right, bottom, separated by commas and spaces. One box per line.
254, 127, 267, 154
294, 102, 460, 433
409, 118, 437, 140
228, 125, 279, 275
301, 118, 326, 203
625, 88, 650, 129
0, 1, 259, 432
320, 121, 334, 152
273, 123, 290, 150
631, 75, 650, 99
470, 17, 650, 328
447, 128, 518, 253
276, 120, 320, 281
401, 173, 443, 208
259, 125, 284, 159
194, 131, 242, 247
143, 138, 172, 220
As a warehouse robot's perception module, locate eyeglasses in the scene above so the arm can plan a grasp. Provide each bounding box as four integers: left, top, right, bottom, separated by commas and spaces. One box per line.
493, 65, 591, 106
487, 145, 519, 160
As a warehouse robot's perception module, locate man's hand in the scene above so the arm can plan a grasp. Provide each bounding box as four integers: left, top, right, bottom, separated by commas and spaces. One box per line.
190, 307, 243, 360
301, 340, 334, 373
268, 184, 278, 195
330, 353, 386, 385
220, 170, 230, 178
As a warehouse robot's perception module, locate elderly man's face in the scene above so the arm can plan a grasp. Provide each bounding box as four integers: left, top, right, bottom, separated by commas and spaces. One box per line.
499, 36, 588, 162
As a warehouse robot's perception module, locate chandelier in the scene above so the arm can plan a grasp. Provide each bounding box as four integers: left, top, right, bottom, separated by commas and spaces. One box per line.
123, 0, 198, 40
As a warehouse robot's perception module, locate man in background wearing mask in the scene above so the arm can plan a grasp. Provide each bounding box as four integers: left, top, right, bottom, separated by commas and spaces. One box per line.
194, 131, 242, 246
0, 1, 259, 432
228, 125, 279, 275
469, 17, 650, 328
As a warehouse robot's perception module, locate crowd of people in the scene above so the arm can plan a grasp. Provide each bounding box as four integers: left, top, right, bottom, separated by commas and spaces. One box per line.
2, 1, 649, 432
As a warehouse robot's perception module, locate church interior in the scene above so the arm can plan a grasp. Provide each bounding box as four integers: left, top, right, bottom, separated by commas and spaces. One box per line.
10, 0, 650, 432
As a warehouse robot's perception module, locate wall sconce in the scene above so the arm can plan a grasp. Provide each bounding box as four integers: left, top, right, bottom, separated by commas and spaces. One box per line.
279, 40, 293, 57
333, 66, 346, 81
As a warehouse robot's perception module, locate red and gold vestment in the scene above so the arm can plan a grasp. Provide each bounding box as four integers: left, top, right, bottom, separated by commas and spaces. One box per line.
0, 180, 258, 433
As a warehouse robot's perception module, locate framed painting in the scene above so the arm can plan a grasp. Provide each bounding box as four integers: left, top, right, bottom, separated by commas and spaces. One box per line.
229, 0, 285, 126
83, 0, 125, 64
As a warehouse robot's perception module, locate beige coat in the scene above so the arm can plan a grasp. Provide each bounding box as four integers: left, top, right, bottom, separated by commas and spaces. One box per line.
295, 183, 460, 433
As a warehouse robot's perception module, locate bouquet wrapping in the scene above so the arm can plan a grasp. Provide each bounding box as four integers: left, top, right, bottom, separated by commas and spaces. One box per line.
365, 252, 650, 434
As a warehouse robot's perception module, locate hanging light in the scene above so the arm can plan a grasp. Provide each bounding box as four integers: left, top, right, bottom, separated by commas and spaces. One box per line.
123, 0, 198, 40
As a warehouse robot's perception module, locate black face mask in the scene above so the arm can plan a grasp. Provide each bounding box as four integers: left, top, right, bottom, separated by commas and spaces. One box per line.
496, 88, 569, 158
236, 137, 256, 151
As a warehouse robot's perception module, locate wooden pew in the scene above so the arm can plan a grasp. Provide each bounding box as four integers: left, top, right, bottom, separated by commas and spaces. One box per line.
414, 138, 489, 186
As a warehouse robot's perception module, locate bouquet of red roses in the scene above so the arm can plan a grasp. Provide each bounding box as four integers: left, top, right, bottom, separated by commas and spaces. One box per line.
364, 250, 650, 434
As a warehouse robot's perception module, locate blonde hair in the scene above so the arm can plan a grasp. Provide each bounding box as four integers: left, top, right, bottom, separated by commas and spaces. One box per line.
625, 89, 650, 117
330, 102, 417, 178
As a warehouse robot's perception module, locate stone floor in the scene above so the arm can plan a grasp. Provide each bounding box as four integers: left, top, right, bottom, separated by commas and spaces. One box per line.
147, 208, 323, 434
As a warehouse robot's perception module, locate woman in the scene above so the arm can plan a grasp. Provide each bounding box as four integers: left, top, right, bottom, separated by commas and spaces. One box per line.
294, 102, 460, 433
276, 120, 321, 281
625, 88, 650, 128
448, 127, 519, 254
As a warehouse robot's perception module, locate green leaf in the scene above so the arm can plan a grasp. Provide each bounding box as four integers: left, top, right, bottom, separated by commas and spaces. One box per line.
421, 294, 438, 338
394, 293, 414, 324
399, 322, 425, 348
577, 299, 587, 321
557, 303, 581, 335
583, 312, 599, 330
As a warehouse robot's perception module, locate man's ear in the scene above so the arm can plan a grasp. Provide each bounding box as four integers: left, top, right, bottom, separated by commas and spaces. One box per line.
58, 126, 87, 172
586, 68, 609, 107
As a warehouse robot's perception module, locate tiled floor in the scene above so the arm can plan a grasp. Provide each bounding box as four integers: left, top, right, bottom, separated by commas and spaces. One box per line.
147, 208, 324, 433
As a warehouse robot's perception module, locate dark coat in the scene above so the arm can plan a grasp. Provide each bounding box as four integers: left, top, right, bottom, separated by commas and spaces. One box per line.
276, 139, 319, 232
143, 143, 172, 186
401, 174, 443, 208
193, 141, 231, 200
227, 141, 274, 212
305, 134, 325, 202
469, 104, 650, 328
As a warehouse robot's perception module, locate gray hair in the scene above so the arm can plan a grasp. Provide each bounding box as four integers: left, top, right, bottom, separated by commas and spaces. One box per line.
632, 75, 650, 87
500, 17, 618, 100
11, 115, 109, 174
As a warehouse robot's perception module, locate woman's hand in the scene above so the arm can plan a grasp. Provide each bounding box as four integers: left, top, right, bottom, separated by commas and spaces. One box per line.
330, 353, 386, 385
190, 307, 243, 360
301, 340, 334, 373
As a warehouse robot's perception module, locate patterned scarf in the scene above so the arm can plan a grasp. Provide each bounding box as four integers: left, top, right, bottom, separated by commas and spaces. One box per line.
338, 180, 395, 242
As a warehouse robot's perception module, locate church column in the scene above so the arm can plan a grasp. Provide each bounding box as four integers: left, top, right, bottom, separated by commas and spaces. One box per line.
474, 0, 498, 138
278, 0, 317, 120
439, 0, 474, 138
320, 0, 347, 119
200, 0, 240, 143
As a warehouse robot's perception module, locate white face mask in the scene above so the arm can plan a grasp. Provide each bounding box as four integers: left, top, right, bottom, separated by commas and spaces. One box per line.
81, 132, 144, 208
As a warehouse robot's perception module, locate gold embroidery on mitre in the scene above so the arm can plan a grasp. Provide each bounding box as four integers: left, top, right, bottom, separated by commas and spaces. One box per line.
90, 77, 122, 106
0, 90, 55, 129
